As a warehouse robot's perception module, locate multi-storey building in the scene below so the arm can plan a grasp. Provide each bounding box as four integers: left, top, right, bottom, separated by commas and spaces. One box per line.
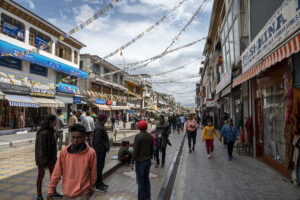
203, 0, 300, 182
0, 0, 86, 131
79, 54, 128, 116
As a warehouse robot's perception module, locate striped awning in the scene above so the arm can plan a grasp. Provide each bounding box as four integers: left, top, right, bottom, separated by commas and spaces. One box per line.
94, 104, 111, 111
232, 32, 300, 88
5, 95, 39, 108
32, 97, 65, 108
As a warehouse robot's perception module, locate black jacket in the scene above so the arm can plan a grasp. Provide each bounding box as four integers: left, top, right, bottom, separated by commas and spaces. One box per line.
35, 128, 57, 167
93, 124, 110, 153
156, 122, 171, 149
132, 130, 154, 163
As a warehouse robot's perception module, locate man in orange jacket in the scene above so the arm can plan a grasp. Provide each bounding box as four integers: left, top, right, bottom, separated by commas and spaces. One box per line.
47, 124, 97, 200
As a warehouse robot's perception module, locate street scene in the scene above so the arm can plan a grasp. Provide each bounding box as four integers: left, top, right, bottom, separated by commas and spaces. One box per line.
0, 0, 300, 199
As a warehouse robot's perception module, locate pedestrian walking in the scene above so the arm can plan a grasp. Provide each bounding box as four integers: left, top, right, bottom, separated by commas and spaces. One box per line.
122, 113, 127, 129
93, 114, 110, 192
202, 111, 213, 128
81, 112, 95, 146
130, 120, 153, 200
220, 118, 240, 161
179, 115, 185, 131
117, 113, 121, 125
54, 109, 64, 151
185, 114, 199, 153
67, 111, 78, 145
155, 115, 171, 168
77, 110, 84, 123
202, 121, 221, 158
171, 114, 177, 133
118, 141, 132, 164
35, 115, 62, 200
176, 115, 181, 133
47, 124, 97, 200
111, 114, 116, 130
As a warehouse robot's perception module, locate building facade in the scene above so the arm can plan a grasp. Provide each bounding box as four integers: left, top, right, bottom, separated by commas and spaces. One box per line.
202, 0, 300, 183
0, 0, 86, 131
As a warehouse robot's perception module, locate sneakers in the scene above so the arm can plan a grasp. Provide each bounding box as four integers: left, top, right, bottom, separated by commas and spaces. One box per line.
207, 154, 210, 159
36, 195, 44, 200
102, 183, 109, 188
95, 185, 107, 193
53, 192, 63, 198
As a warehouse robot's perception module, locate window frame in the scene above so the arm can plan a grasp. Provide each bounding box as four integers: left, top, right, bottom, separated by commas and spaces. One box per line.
0, 13, 25, 42
29, 27, 52, 53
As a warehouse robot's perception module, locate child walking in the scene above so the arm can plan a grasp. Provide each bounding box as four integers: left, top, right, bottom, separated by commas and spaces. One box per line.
202, 121, 221, 158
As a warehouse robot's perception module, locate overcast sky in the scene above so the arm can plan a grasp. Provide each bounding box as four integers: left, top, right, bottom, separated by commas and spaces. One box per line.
14, 0, 212, 106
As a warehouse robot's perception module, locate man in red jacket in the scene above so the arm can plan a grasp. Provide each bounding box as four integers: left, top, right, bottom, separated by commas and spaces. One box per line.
47, 124, 97, 200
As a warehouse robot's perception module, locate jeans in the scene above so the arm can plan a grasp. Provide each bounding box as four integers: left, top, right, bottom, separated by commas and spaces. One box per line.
227, 141, 235, 158
37, 165, 55, 196
187, 131, 197, 149
135, 160, 151, 200
296, 166, 300, 185
95, 151, 106, 187
205, 139, 214, 154
176, 124, 181, 133
55, 131, 63, 150
155, 147, 166, 165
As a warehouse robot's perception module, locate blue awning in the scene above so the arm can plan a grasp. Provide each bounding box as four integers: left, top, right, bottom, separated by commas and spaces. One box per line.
5, 94, 39, 108
0, 40, 87, 79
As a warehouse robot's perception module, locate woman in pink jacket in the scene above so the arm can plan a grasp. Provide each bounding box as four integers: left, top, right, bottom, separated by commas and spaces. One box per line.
185, 114, 199, 153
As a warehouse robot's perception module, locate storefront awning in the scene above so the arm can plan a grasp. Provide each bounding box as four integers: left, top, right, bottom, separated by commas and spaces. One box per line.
32, 97, 65, 108
5, 94, 39, 108
0, 90, 4, 99
94, 104, 111, 111
232, 32, 300, 88
110, 106, 130, 110
56, 96, 73, 104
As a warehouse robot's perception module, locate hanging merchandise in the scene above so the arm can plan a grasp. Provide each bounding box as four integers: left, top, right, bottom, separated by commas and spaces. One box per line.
162, 0, 208, 53
103, 0, 188, 60
2, 0, 122, 58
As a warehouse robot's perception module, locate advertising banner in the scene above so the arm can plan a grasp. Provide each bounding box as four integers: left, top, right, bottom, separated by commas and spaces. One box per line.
73, 96, 81, 104
56, 83, 80, 95
95, 99, 106, 104
242, 0, 300, 73
3, 23, 24, 40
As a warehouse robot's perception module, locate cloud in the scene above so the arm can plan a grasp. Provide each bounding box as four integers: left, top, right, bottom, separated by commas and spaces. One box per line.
64, 0, 73, 2
19, 0, 35, 9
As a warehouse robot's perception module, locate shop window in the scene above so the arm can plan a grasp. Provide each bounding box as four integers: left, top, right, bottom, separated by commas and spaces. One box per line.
29, 28, 52, 53
0, 13, 25, 42
74, 50, 78, 64
262, 83, 285, 163
80, 60, 83, 70
55, 42, 72, 62
30, 63, 48, 77
0, 56, 22, 71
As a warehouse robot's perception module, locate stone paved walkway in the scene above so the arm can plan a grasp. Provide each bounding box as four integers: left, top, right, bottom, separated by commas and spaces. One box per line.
91, 130, 185, 200
172, 129, 300, 200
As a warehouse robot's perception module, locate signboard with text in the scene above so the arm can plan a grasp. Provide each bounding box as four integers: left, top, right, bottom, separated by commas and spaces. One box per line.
106, 100, 112, 105
95, 99, 106, 104
242, 0, 300, 73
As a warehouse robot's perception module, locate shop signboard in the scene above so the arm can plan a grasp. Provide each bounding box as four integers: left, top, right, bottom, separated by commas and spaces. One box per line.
0, 40, 87, 79
73, 96, 81, 104
216, 70, 232, 94
56, 83, 80, 95
3, 23, 24, 40
0, 82, 29, 95
242, 0, 300, 73
112, 101, 117, 106
30, 87, 55, 97
206, 100, 216, 108
106, 100, 112, 105
95, 99, 106, 104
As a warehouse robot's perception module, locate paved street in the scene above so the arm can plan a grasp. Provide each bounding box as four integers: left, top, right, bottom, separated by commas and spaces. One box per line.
172, 129, 300, 200
91, 131, 184, 200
